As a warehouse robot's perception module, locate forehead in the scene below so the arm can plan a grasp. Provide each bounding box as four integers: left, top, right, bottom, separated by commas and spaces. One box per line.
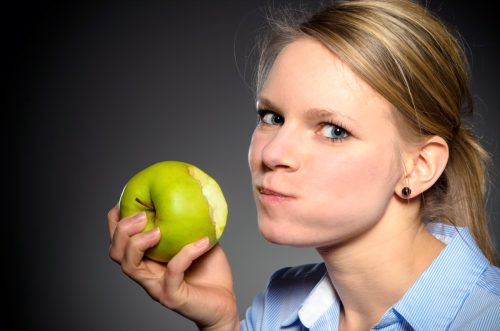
259, 37, 394, 123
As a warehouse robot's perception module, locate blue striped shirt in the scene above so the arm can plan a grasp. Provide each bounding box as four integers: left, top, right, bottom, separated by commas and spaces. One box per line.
241, 223, 500, 330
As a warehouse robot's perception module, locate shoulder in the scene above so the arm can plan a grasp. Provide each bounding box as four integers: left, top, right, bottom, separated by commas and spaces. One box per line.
449, 264, 500, 330
477, 263, 500, 295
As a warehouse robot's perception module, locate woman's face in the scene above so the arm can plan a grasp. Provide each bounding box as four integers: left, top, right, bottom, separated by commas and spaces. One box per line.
248, 38, 404, 249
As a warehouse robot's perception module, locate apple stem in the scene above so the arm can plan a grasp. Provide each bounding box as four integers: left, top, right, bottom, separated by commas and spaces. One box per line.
135, 197, 155, 211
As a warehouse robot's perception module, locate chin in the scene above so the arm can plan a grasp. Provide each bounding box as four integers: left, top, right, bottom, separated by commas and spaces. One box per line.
258, 216, 294, 244
258, 217, 318, 247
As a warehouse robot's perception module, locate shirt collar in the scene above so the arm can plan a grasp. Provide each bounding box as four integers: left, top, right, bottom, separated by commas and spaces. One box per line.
298, 273, 339, 328
389, 223, 489, 330
280, 269, 339, 328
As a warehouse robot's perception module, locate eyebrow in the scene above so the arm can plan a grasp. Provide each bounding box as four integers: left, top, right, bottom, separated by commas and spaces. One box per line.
256, 97, 356, 123
256, 97, 279, 112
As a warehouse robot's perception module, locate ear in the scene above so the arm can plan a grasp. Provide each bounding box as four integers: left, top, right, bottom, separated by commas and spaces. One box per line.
396, 136, 449, 199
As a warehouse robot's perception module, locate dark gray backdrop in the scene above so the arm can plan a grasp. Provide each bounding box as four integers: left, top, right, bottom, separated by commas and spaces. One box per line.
6, 1, 499, 330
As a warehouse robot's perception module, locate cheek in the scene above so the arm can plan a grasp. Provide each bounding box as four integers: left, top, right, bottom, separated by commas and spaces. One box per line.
312, 146, 400, 207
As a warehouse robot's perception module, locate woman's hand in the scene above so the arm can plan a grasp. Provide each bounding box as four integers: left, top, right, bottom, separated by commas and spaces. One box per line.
107, 206, 240, 331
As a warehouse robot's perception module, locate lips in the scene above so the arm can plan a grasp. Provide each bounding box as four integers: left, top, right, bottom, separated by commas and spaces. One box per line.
256, 186, 295, 199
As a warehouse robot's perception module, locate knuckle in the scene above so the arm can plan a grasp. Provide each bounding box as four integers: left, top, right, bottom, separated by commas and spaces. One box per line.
114, 222, 123, 234
114, 221, 127, 237
128, 234, 142, 250
165, 262, 178, 277
121, 261, 132, 275
107, 207, 118, 221
120, 253, 134, 275
108, 245, 121, 263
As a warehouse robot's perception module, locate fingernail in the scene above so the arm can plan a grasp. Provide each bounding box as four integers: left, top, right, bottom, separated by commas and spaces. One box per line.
131, 212, 146, 222
194, 237, 209, 248
144, 227, 160, 237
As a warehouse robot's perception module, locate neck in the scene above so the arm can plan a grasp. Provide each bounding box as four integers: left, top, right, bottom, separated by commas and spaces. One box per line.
317, 198, 445, 330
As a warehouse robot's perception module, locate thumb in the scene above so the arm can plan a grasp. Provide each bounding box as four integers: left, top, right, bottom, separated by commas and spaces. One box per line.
162, 237, 211, 306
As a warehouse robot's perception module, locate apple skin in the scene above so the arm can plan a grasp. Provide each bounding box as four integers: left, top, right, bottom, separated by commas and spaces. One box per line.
119, 161, 228, 262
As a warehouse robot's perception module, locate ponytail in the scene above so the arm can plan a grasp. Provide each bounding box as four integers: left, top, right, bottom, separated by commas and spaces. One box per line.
434, 127, 497, 264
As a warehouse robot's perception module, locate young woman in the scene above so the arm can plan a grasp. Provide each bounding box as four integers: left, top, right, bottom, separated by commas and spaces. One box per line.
107, 1, 500, 330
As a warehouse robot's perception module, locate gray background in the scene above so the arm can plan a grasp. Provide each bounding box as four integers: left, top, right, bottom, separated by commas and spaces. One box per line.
6, 1, 499, 330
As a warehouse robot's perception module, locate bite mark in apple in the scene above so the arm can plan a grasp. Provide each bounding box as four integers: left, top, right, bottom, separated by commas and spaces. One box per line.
188, 166, 226, 240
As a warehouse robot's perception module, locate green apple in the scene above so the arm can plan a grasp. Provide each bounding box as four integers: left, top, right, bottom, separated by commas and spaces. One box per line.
119, 160, 228, 262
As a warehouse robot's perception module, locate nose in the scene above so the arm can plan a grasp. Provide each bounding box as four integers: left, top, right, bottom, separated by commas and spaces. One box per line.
260, 124, 302, 171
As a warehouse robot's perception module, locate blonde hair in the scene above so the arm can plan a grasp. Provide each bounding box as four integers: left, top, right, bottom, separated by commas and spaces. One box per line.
255, 0, 497, 264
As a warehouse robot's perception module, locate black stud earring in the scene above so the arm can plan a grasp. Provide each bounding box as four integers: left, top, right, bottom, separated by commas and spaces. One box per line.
402, 187, 411, 197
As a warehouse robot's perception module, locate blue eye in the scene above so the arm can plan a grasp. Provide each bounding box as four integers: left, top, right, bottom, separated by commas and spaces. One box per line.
321, 123, 349, 141
258, 110, 284, 125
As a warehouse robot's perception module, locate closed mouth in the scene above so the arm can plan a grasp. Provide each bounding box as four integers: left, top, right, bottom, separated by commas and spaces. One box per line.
256, 186, 294, 199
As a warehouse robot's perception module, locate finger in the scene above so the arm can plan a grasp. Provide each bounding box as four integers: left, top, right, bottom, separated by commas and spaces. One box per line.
163, 237, 211, 298
121, 227, 161, 277
184, 244, 233, 286
107, 206, 121, 242
109, 212, 147, 263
